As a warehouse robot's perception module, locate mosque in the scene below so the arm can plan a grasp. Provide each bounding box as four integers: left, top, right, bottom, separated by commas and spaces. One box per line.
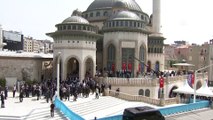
47, 0, 165, 81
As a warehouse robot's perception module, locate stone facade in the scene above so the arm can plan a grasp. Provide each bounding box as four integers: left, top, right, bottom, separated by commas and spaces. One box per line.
0, 57, 42, 81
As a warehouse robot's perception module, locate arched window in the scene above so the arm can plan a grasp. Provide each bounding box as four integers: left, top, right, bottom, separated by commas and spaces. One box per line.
139, 89, 144, 96
85, 14, 88, 18
90, 13, 93, 17
145, 89, 150, 97
107, 44, 115, 71
141, 15, 144, 20
96, 12, 100, 17
104, 11, 108, 16
155, 61, 160, 72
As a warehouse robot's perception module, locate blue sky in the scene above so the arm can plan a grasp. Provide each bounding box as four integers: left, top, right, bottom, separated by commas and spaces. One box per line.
0, 0, 213, 45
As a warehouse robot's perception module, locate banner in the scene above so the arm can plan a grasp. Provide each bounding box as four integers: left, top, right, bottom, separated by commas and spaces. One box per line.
111, 63, 115, 72
188, 74, 194, 87
128, 63, 132, 71
122, 63, 126, 70
138, 64, 141, 71
159, 77, 164, 88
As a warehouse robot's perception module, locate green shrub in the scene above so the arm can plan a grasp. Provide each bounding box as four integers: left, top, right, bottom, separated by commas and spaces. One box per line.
0, 78, 6, 87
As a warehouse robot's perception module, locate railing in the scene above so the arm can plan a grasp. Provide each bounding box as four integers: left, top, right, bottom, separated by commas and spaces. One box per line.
109, 90, 161, 106
54, 97, 84, 120
97, 73, 208, 87
159, 100, 210, 116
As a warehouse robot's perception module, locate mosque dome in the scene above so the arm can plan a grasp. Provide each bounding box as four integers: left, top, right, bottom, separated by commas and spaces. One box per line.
111, 10, 141, 20
86, 0, 142, 12
112, 1, 127, 8
62, 16, 89, 24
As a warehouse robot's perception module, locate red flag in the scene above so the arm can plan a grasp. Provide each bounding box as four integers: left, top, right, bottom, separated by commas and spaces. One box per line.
128, 63, 132, 71
191, 74, 194, 85
112, 63, 115, 72
122, 63, 126, 70
159, 77, 164, 88
138, 64, 141, 71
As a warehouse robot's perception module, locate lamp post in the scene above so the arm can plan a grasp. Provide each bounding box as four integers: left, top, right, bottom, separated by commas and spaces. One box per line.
193, 63, 213, 103
57, 52, 61, 97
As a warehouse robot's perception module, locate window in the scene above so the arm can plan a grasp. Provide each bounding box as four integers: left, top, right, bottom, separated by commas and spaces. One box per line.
116, 21, 119, 26
130, 21, 132, 27
141, 15, 144, 20
145, 89, 150, 97
104, 11, 108, 16
85, 14, 88, 18
63, 26, 66, 30
134, 22, 136, 27
120, 21, 123, 26
112, 21, 115, 27
73, 25, 76, 30
90, 13, 93, 17
68, 25, 71, 30
139, 89, 144, 96
125, 21, 128, 26
109, 22, 112, 27
78, 25, 81, 30
77, 41, 79, 43
83, 26, 86, 30
96, 12, 100, 17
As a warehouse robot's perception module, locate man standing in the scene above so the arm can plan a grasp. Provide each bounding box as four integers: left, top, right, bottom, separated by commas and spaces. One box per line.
13, 84, 16, 98
1, 92, 5, 108
50, 101, 55, 117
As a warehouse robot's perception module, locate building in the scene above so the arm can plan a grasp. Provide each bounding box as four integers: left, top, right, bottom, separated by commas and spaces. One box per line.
24, 37, 53, 53
188, 41, 213, 86
0, 25, 6, 51
47, 0, 165, 80
164, 44, 177, 70
3, 30, 24, 51
0, 51, 53, 88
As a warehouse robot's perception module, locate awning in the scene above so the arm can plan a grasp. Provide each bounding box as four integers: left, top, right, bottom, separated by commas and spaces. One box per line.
196, 81, 213, 97
173, 80, 194, 94
173, 63, 195, 67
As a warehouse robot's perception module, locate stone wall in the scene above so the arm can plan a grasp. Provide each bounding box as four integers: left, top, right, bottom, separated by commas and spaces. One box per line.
0, 57, 43, 83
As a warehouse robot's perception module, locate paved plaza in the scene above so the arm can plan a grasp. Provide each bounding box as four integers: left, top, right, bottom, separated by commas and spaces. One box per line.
0, 92, 67, 120
1, 92, 213, 120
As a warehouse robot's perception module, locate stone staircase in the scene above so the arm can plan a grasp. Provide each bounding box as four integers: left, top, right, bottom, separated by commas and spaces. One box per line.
63, 95, 157, 120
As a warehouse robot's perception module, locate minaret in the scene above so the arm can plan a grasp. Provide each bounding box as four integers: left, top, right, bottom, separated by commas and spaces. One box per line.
148, 0, 165, 73
0, 25, 3, 51
152, 0, 161, 33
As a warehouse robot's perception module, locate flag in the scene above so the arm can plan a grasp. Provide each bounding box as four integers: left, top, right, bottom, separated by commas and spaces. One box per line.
122, 63, 126, 70
111, 63, 115, 72
191, 74, 194, 85
159, 77, 164, 88
128, 63, 132, 71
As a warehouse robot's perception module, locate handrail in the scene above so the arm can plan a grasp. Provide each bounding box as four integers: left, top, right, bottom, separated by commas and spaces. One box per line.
54, 97, 84, 120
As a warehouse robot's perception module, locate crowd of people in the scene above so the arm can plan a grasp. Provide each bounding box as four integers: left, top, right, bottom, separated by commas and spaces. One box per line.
0, 75, 109, 108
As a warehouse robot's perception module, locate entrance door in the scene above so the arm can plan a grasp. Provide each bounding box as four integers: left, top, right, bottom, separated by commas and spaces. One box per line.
122, 48, 134, 77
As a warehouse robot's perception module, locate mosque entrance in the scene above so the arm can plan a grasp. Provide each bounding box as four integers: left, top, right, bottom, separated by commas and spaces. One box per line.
85, 58, 94, 78
122, 48, 134, 77
67, 58, 79, 78
169, 86, 178, 98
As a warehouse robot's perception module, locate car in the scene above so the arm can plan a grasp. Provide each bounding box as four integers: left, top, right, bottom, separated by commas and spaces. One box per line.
123, 106, 165, 120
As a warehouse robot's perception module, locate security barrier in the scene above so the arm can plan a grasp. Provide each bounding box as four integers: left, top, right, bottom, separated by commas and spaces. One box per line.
159, 100, 209, 116
54, 98, 84, 120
